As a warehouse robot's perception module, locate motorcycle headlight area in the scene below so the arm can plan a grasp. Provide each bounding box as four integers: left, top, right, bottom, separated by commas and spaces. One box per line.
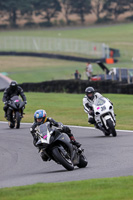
15, 102, 19, 107
96, 112, 100, 115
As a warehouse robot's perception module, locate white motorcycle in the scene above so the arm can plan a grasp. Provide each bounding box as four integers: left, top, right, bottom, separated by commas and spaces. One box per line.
92, 97, 117, 137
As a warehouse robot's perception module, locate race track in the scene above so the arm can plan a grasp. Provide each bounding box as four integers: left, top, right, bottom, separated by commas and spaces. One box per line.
0, 122, 133, 188
0, 74, 11, 90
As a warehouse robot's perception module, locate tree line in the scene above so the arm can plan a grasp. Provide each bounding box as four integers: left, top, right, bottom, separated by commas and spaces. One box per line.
0, 0, 133, 27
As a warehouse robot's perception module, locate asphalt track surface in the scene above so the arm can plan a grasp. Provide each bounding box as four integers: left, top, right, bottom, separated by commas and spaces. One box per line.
0, 77, 10, 90
0, 122, 133, 188
0, 74, 12, 90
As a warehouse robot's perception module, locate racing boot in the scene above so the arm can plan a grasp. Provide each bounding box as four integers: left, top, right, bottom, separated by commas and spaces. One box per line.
70, 136, 81, 148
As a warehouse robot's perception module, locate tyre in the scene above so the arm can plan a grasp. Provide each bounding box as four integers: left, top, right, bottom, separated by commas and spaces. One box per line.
52, 147, 74, 171
7, 110, 15, 128
77, 154, 88, 168
104, 131, 110, 136
107, 119, 117, 137
8, 121, 15, 129
15, 112, 21, 129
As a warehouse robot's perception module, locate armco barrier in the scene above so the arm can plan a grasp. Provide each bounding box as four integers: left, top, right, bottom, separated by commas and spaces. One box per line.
18, 80, 133, 94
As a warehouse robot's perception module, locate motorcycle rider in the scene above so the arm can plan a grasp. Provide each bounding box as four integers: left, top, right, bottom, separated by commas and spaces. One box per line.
83, 87, 103, 125
2, 80, 27, 118
30, 109, 81, 161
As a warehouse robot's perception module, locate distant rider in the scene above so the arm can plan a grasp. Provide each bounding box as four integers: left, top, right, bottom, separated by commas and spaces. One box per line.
2, 80, 27, 118
83, 87, 103, 125
30, 109, 81, 161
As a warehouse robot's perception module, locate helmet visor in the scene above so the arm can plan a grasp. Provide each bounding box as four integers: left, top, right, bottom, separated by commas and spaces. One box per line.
87, 93, 93, 97
87, 92, 94, 100
36, 118, 43, 123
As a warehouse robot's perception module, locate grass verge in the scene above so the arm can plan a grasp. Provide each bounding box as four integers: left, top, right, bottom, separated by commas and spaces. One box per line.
0, 92, 132, 130
0, 176, 133, 200
0, 24, 133, 83
0, 23, 133, 62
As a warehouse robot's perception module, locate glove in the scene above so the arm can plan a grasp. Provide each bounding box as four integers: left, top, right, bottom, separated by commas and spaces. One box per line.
4, 101, 7, 105
30, 127, 34, 134
58, 122, 64, 128
24, 101, 27, 105
89, 110, 94, 116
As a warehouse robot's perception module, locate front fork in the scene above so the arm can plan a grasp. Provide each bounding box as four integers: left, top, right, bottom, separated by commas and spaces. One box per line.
7, 108, 23, 122
7, 108, 14, 122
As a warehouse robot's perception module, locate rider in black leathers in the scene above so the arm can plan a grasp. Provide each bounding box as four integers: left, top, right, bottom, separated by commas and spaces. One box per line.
30, 109, 81, 161
2, 81, 27, 118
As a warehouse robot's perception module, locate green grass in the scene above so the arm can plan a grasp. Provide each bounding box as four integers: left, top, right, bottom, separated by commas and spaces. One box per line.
0, 24, 133, 196
0, 23, 133, 62
0, 56, 118, 83
0, 55, 132, 84
0, 92, 133, 130
0, 56, 89, 83
0, 23, 133, 44
0, 23, 133, 83
0, 176, 133, 200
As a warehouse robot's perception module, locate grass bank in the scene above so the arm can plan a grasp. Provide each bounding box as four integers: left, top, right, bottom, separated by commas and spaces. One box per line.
0, 24, 133, 83
0, 92, 132, 130
0, 56, 89, 83
0, 55, 132, 84
0, 23, 133, 62
0, 176, 133, 200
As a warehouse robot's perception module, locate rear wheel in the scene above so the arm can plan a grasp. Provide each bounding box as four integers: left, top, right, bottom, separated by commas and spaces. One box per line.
107, 119, 117, 137
52, 147, 74, 171
15, 112, 21, 129
77, 154, 88, 168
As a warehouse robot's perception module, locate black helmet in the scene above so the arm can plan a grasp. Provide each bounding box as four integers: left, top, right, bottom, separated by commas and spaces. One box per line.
9, 81, 18, 91
85, 87, 95, 100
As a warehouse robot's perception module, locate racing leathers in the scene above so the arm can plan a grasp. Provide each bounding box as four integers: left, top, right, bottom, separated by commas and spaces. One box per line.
30, 117, 81, 151
2, 86, 27, 117
83, 92, 103, 124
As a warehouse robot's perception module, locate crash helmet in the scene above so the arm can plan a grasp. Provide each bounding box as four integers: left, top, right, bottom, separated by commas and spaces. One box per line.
85, 87, 95, 100
9, 81, 18, 91
34, 109, 47, 125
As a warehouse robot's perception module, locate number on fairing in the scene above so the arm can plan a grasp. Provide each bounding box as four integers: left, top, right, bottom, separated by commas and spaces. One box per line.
101, 106, 106, 111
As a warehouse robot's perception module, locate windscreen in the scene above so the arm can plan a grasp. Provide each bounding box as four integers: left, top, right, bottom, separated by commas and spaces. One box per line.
11, 96, 21, 101
94, 97, 106, 106
39, 124, 48, 137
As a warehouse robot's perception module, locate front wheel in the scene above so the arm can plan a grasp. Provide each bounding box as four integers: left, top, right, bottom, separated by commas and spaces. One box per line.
107, 119, 117, 137
52, 147, 74, 171
77, 154, 88, 168
15, 111, 21, 129
7, 110, 15, 129
8, 121, 15, 129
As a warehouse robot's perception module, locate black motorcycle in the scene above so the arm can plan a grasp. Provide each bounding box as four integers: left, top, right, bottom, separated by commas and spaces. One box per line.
7, 95, 25, 129
34, 123, 88, 171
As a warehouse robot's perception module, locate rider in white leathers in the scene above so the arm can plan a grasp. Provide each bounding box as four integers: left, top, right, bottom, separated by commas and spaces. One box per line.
83, 87, 103, 124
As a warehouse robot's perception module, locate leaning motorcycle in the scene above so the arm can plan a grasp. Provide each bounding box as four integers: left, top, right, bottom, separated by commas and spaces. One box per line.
7, 95, 25, 129
92, 97, 117, 137
34, 123, 88, 171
